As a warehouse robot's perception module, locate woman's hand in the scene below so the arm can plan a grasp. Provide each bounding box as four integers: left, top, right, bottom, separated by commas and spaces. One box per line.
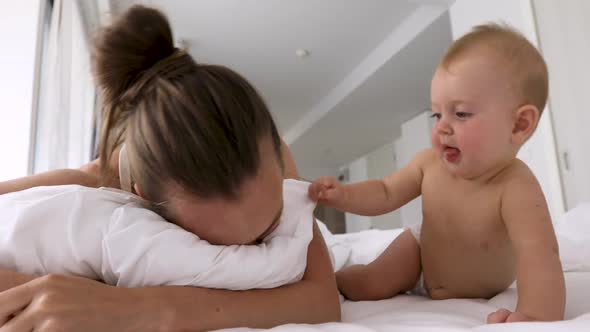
0, 274, 156, 332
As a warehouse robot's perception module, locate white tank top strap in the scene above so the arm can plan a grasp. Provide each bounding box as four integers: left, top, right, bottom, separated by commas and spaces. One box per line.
118, 144, 133, 193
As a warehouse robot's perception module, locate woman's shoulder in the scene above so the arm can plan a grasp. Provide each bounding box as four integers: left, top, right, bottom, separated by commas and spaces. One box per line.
79, 146, 123, 190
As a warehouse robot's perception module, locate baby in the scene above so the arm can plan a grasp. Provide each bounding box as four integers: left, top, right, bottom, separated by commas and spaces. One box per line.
309, 23, 564, 323
0, 179, 314, 290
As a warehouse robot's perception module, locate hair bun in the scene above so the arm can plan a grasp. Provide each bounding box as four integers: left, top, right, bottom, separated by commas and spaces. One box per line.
92, 5, 175, 105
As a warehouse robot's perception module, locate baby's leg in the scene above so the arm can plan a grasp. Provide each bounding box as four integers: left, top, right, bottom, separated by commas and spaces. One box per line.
336, 229, 421, 301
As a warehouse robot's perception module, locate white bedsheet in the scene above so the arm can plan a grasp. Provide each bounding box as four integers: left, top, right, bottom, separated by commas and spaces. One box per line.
224, 203, 590, 331
556, 202, 590, 272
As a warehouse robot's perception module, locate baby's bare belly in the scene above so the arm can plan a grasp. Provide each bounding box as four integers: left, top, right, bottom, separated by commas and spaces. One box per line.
420, 229, 517, 300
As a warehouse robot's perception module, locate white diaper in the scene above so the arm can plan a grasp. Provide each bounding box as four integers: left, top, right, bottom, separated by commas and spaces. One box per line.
406, 222, 422, 244
409, 273, 429, 297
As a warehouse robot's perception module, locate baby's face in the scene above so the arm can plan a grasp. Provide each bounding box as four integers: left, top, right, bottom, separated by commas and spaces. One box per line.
166, 139, 284, 245
430, 52, 521, 179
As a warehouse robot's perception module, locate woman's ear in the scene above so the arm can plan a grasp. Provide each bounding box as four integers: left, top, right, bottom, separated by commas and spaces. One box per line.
134, 183, 146, 199
511, 104, 540, 145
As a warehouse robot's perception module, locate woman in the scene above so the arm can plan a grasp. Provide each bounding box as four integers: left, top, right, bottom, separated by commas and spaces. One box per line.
0, 5, 339, 331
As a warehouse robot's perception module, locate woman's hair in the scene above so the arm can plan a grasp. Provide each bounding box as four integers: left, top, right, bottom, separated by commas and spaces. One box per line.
92, 5, 282, 212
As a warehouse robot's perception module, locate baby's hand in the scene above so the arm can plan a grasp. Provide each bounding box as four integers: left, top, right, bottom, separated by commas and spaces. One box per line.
308, 176, 343, 206
487, 308, 533, 324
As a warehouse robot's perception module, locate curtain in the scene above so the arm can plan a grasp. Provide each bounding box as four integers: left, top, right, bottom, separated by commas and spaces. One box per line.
31, 0, 99, 173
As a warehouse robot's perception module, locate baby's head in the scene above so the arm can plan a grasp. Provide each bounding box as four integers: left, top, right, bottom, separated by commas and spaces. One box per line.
93, 5, 284, 245
430, 23, 548, 179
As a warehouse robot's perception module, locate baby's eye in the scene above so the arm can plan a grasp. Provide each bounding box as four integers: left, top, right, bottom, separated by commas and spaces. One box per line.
430, 113, 441, 120
455, 112, 472, 119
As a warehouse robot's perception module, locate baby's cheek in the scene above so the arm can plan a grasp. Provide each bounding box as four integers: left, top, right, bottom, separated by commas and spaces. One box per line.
461, 134, 482, 152
459, 122, 485, 148
430, 131, 441, 149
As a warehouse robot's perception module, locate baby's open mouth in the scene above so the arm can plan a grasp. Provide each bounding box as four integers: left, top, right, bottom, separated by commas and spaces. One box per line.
443, 145, 460, 163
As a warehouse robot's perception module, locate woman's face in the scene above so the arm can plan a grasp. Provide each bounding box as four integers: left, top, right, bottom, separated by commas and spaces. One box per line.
167, 139, 285, 245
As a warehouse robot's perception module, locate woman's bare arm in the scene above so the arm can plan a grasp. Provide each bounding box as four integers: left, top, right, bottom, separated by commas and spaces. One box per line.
0, 169, 98, 195
0, 141, 294, 195
0, 221, 339, 331
0, 149, 123, 195
0, 270, 35, 293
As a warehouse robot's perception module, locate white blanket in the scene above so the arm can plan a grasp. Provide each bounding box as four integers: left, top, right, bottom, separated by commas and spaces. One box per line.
232, 271, 588, 331
222, 204, 590, 331
555, 202, 590, 272
0, 179, 314, 290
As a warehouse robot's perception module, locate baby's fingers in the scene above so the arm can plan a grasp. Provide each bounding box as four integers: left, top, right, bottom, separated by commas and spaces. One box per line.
317, 187, 342, 204
487, 308, 512, 324
308, 182, 326, 201
309, 177, 337, 200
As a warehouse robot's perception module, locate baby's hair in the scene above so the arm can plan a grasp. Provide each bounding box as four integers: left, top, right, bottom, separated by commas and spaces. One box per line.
440, 23, 548, 113
92, 5, 282, 213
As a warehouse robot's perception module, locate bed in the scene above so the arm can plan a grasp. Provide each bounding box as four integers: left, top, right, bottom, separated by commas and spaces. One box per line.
227, 203, 590, 331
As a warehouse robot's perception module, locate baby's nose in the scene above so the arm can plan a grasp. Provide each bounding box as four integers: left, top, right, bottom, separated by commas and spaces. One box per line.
436, 120, 453, 135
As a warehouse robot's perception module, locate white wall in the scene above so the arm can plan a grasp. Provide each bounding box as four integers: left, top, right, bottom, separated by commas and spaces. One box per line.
342, 111, 432, 231
367, 141, 402, 229
342, 140, 405, 232
532, 0, 590, 210
449, 0, 565, 221
343, 156, 372, 232
299, 167, 340, 183
395, 111, 433, 227
0, 0, 42, 181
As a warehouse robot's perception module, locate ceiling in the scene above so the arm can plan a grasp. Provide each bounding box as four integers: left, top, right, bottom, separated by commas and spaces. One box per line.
108, 0, 454, 179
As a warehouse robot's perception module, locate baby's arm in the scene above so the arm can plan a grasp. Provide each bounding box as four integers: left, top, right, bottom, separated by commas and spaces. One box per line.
309, 149, 432, 215
490, 170, 565, 323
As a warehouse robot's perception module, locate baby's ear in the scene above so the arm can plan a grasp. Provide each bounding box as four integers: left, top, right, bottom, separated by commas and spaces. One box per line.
511, 104, 540, 145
